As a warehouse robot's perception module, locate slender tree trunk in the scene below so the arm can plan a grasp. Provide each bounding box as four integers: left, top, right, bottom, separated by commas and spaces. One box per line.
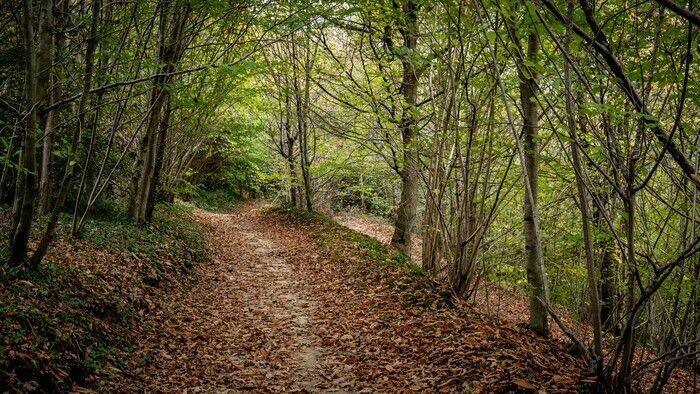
37, 0, 57, 215
301, 50, 313, 212
563, 1, 604, 380
519, 30, 550, 336
131, 1, 190, 224
0, 129, 18, 204
423, 154, 444, 274
617, 185, 637, 391
35, 0, 53, 106
359, 173, 365, 211
146, 93, 171, 222
9, 0, 40, 266
131, 86, 162, 223
391, 121, 419, 257
287, 137, 299, 207
390, 0, 420, 257
39, 89, 57, 215
299, 126, 313, 211
570, 149, 605, 382
282, 86, 300, 207
29, 0, 100, 267
593, 190, 618, 333
293, 36, 313, 211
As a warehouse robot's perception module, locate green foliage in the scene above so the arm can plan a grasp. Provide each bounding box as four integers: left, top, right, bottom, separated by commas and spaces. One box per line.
187, 187, 239, 213
74, 202, 206, 266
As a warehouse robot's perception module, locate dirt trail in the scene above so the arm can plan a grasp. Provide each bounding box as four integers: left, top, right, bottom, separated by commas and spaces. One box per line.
123, 204, 352, 392
112, 204, 692, 393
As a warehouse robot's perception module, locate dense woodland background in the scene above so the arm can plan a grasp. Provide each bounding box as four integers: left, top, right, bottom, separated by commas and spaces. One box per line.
2, 0, 700, 392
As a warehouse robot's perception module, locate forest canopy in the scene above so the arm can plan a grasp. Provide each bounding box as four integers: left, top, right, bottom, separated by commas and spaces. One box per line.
2, 0, 700, 391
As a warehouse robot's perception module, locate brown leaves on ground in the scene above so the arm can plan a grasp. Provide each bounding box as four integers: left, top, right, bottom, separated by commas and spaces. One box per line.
0, 207, 204, 392
113, 202, 591, 392
112, 206, 328, 392
329, 209, 696, 392
6, 203, 693, 392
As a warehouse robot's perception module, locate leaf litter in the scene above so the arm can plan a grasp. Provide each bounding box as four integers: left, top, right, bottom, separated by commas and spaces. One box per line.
5, 202, 693, 392
105, 202, 696, 392
114, 202, 591, 392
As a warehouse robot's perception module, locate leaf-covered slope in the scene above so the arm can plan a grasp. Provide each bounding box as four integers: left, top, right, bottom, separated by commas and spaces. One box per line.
275, 206, 591, 392
0, 204, 207, 392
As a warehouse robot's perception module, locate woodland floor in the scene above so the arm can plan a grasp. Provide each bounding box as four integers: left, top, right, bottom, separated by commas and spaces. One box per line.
108, 202, 695, 393
333, 211, 562, 336
109, 202, 589, 393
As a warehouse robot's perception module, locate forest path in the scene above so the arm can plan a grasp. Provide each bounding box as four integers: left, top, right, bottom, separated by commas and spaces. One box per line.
117, 202, 588, 393
128, 202, 354, 392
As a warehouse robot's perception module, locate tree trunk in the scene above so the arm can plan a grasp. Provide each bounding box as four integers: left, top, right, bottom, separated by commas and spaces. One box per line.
391, 129, 419, 257
28, 0, 100, 267
283, 86, 300, 207
146, 93, 171, 222
422, 164, 443, 274
131, 1, 190, 224
39, 89, 56, 215
131, 87, 162, 223
37, 0, 57, 215
616, 184, 637, 391
293, 35, 314, 211
390, 0, 420, 258
563, 1, 604, 379
593, 190, 618, 333
519, 30, 550, 336
286, 143, 299, 207
9, 0, 40, 266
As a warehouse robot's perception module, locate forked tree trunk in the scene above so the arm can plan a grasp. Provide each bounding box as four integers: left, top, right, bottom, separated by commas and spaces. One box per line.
131, 1, 190, 224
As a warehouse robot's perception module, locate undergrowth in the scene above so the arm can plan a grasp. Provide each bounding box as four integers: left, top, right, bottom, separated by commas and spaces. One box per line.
184, 188, 239, 213
75, 203, 206, 266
